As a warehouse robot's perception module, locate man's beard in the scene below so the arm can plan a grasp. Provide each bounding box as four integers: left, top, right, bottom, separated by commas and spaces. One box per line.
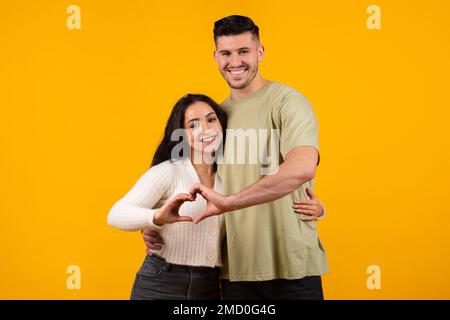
224, 65, 258, 90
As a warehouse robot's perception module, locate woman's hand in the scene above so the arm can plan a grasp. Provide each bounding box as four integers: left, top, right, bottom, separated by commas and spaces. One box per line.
189, 183, 234, 224
142, 229, 164, 255
153, 193, 195, 226
292, 188, 325, 221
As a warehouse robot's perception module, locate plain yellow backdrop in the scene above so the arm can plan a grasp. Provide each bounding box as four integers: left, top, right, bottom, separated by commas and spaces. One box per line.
1, 0, 449, 299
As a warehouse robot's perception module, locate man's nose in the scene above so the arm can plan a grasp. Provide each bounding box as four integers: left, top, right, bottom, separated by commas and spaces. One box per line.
230, 53, 242, 67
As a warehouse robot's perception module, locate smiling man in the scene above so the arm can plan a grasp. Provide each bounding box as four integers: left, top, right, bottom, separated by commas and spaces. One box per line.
144, 15, 328, 300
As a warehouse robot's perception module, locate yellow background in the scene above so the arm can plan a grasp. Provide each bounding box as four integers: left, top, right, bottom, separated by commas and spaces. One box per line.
1, 0, 449, 299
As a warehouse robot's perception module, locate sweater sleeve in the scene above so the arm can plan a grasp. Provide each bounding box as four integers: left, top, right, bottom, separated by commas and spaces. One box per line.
107, 161, 174, 231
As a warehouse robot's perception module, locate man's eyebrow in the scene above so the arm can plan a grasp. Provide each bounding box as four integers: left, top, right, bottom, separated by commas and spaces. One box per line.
219, 47, 251, 54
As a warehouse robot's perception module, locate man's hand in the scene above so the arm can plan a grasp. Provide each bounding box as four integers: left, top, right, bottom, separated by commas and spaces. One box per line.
292, 187, 324, 221
142, 229, 165, 255
189, 183, 234, 224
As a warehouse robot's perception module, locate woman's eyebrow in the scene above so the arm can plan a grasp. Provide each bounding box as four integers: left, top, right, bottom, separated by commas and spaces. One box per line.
186, 112, 215, 124
186, 117, 200, 124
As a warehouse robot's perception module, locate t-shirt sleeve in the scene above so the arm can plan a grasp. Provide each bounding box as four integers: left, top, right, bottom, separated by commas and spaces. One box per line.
275, 91, 320, 163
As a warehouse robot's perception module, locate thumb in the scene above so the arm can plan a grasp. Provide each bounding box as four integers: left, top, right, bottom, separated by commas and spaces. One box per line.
193, 212, 207, 224
176, 216, 193, 223
189, 183, 201, 196
306, 187, 317, 200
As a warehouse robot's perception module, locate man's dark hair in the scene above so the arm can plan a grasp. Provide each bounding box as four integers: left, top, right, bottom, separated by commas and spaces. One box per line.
213, 15, 259, 42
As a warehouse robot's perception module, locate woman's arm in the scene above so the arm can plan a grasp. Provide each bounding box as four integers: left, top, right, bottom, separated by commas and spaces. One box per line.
107, 161, 174, 231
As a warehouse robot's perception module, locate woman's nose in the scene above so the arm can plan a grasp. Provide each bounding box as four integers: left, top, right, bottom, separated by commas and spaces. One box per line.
203, 120, 212, 131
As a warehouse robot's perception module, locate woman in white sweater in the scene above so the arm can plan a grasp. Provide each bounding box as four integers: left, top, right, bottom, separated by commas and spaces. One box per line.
107, 94, 325, 300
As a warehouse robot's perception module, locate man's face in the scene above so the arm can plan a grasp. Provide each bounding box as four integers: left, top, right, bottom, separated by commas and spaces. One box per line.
214, 32, 264, 90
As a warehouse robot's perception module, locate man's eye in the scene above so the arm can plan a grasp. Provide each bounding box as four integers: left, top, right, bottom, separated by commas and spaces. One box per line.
222, 52, 230, 56
239, 51, 248, 55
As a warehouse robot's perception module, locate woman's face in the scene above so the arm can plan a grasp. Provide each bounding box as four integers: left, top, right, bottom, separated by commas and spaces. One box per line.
183, 101, 223, 157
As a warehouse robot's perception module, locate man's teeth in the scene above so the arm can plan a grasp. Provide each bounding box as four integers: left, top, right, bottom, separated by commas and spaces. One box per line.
229, 69, 246, 75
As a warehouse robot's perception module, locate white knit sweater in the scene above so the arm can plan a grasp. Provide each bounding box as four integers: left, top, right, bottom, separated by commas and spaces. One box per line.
107, 157, 225, 268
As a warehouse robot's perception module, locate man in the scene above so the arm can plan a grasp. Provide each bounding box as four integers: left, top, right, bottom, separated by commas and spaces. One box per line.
144, 15, 328, 299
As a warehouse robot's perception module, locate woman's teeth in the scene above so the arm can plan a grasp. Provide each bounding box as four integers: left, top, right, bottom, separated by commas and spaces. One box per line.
201, 136, 215, 142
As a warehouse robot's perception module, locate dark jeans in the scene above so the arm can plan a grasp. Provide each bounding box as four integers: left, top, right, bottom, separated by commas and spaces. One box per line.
130, 255, 221, 300
221, 276, 324, 300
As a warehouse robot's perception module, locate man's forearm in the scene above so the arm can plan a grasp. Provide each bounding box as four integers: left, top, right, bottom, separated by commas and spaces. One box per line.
228, 147, 318, 211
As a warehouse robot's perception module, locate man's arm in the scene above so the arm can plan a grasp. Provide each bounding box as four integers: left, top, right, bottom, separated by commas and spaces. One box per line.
191, 90, 320, 223
191, 146, 318, 223
229, 146, 318, 210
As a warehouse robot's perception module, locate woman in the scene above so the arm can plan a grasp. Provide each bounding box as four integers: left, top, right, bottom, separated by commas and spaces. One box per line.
107, 94, 326, 300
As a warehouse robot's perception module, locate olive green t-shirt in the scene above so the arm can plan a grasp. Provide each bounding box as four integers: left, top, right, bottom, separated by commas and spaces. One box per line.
218, 81, 329, 281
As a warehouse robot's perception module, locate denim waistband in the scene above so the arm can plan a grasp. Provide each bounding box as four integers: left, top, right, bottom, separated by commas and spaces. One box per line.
151, 254, 220, 273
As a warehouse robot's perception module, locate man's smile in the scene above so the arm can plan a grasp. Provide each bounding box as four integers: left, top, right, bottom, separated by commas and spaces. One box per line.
227, 67, 248, 76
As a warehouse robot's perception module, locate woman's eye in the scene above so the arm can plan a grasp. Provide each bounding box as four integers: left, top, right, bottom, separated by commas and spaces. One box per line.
208, 117, 217, 123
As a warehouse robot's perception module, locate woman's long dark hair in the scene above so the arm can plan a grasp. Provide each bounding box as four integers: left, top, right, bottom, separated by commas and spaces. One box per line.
151, 94, 227, 167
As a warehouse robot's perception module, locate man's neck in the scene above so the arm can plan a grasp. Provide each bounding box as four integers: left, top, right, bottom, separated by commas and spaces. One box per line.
230, 75, 268, 100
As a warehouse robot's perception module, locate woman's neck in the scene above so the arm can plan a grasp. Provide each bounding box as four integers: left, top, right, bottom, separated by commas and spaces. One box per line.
192, 162, 215, 176
190, 152, 216, 188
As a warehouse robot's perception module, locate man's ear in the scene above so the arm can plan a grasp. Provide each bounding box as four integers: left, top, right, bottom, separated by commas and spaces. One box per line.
213, 50, 218, 64
258, 44, 265, 62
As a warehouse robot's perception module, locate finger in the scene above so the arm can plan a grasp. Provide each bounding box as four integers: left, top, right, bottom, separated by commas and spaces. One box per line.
193, 213, 207, 224
146, 235, 165, 244
176, 216, 193, 222
145, 240, 162, 248
292, 204, 316, 211
174, 193, 191, 203
294, 209, 315, 216
142, 233, 162, 241
186, 192, 196, 201
293, 200, 318, 205
143, 234, 151, 241
146, 242, 162, 250
190, 184, 208, 199
142, 229, 153, 236
145, 248, 153, 256
300, 214, 316, 221
143, 234, 163, 243
189, 183, 201, 195
306, 187, 317, 200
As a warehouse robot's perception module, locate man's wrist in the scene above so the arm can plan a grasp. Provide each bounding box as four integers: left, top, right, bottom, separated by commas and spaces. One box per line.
226, 194, 241, 211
